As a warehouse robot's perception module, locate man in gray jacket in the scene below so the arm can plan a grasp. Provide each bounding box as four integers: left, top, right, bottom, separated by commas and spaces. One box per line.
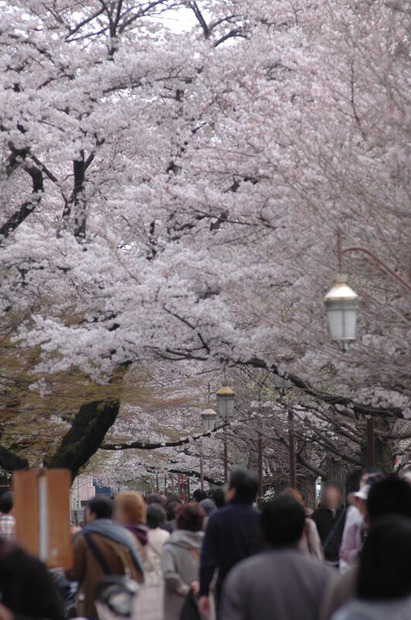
221, 496, 335, 620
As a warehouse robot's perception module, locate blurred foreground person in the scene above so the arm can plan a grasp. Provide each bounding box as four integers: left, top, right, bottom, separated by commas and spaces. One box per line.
145, 503, 169, 585
0, 492, 15, 541
221, 496, 334, 620
199, 469, 259, 618
66, 496, 144, 619
321, 476, 411, 619
339, 469, 384, 572
161, 504, 205, 620
282, 488, 323, 559
0, 537, 64, 620
333, 516, 411, 619
312, 481, 346, 567
115, 491, 148, 561
164, 496, 182, 533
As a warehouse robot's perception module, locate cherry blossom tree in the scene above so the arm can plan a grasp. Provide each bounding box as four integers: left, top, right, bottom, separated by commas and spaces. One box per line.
0, 0, 409, 480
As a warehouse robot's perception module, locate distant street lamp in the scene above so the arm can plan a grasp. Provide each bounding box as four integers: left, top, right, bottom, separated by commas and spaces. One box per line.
217, 386, 235, 482
200, 408, 217, 491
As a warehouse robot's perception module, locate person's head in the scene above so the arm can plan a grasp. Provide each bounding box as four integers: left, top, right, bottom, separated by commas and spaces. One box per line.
321, 481, 343, 510
367, 476, 411, 524
85, 496, 113, 523
358, 516, 411, 600
260, 496, 305, 548
176, 503, 205, 532
360, 467, 384, 488
192, 489, 207, 503
226, 469, 258, 505
166, 500, 181, 522
0, 492, 13, 515
211, 487, 225, 509
281, 487, 304, 507
146, 493, 164, 506
200, 498, 216, 517
114, 491, 146, 526
146, 503, 166, 529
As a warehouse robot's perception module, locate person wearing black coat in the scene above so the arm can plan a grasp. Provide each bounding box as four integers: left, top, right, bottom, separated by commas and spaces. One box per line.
312, 480, 346, 566
198, 470, 259, 618
0, 538, 64, 620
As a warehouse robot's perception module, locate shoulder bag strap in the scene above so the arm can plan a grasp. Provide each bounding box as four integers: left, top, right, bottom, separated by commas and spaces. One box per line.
323, 509, 346, 554
84, 532, 112, 575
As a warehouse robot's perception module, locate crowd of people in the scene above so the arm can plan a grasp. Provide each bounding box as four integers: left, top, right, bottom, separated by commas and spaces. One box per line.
0, 468, 411, 620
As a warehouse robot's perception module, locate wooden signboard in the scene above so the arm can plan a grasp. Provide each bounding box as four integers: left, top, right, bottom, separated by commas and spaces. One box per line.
13, 469, 73, 569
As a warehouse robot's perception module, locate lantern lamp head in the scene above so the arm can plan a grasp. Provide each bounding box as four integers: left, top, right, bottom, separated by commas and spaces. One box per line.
324, 274, 359, 350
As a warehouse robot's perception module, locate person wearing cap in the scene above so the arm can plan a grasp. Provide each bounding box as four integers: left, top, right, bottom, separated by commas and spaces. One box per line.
320, 476, 411, 620
339, 486, 369, 570
312, 481, 346, 567
339, 469, 384, 572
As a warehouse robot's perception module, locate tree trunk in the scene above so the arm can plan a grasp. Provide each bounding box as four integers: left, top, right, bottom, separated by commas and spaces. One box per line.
47, 398, 120, 479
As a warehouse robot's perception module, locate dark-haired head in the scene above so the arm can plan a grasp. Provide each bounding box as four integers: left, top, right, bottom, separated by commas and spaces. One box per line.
228, 469, 258, 505
166, 500, 181, 521
0, 492, 13, 515
146, 503, 166, 529
260, 496, 305, 548
192, 489, 207, 503
358, 516, 411, 600
367, 476, 411, 524
176, 504, 205, 532
146, 494, 164, 507
86, 496, 113, 522
211, 487, 225, 509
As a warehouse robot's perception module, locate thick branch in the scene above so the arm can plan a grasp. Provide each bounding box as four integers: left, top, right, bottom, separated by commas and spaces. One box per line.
100, 424, 226, 451
0, 446, 29, 471
244, 357, 404, 419
0, 165, 44, 239
168, 468, 222, 486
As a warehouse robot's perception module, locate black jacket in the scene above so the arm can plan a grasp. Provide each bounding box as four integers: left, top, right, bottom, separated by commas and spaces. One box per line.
0, 539, 64, 620
199, 499, 259, 599
311, 506, 346, 563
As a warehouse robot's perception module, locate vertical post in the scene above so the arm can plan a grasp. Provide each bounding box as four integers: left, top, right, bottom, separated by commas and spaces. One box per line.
171, 475, 175, 495
288, 409, 297, 488
200, 438, 205, 491
38, 472, 48, 563
366, 417, 375, 467
180, 473, 185, 503
337, 228, 343, 272
224, 428, 228, 483
164, 474, 167, 495
156, 474, 159, 493
257, 432, 263, 506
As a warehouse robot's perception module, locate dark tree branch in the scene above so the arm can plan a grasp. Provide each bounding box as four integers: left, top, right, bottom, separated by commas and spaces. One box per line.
0, 446, 29, 472
0, 165, 44, 239
100, 424, 226, 451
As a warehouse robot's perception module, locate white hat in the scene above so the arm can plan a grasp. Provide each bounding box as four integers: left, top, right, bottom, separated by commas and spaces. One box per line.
352, 485, 371, 501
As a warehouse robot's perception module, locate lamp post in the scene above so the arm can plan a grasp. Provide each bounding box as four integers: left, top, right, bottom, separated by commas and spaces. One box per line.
324, 230, 411, 467
200, 408, 217, 491
272, 376, 296, 487
217, 386, 235, 482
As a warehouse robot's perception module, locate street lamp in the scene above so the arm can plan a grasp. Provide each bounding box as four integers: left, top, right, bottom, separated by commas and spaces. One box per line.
217, 386, 235, 482
324, 274, 359, 350
201, 408, 217, 433
200, 408, 217, 491
272, 376, 296, 488
324, 230, 411, 468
